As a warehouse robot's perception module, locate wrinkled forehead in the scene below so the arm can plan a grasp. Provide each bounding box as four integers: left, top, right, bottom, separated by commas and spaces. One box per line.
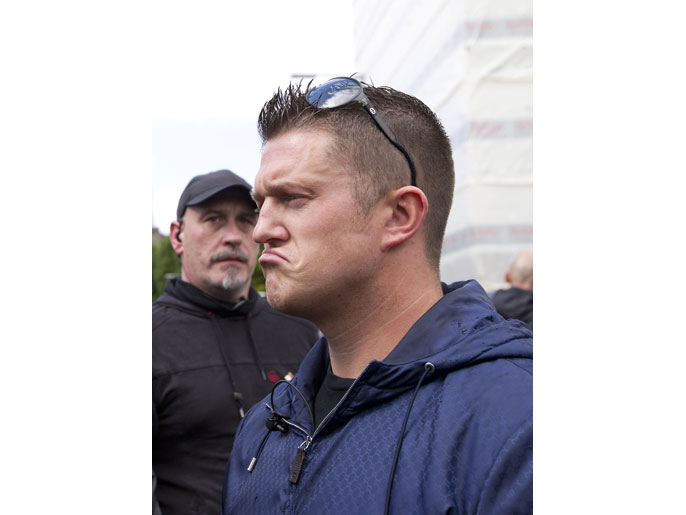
255, 130, 343, 189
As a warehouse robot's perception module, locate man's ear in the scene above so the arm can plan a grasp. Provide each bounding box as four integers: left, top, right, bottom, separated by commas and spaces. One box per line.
380, 186, 429, 252
170, 221, 184, 255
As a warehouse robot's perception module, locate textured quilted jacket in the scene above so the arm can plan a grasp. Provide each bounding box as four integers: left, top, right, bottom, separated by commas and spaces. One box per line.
222, 281, 533, 514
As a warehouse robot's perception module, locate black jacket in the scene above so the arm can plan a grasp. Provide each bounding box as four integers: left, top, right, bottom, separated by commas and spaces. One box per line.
492, 287, 533, 329
153, 278, 319, 515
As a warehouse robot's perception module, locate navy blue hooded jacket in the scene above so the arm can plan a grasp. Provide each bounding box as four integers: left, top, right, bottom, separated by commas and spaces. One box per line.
222, 281, 533, 514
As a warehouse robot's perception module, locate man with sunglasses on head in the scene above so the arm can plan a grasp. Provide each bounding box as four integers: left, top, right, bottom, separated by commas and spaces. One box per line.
222, 79, 533, 514
153, 170, 319, 515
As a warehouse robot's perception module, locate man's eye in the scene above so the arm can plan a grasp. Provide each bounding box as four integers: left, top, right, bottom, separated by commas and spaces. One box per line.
238, 216, 257, 226
283, 195, 306, 205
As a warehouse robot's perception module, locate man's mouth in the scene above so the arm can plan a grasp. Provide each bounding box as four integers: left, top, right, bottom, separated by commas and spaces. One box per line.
259, 248, 288, 265
214, 258, 244, 265
211, 252, 247, 265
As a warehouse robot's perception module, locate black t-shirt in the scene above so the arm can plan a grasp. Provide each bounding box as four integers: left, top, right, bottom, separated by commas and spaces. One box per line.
313, 366, 355, 429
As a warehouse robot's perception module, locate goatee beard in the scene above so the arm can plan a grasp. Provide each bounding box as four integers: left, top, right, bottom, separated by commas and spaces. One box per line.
222, 269, 246, 292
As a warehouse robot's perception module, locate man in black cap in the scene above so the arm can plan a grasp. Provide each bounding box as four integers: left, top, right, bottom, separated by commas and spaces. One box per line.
152, 169, 319, 515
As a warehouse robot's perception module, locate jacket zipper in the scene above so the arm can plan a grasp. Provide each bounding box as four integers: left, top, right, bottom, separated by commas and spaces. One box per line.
267, 413, 312, 486
312, 381, 356, 437
282, 365, 370, 487
288, 435, 311, 484
312, 363, 370, 438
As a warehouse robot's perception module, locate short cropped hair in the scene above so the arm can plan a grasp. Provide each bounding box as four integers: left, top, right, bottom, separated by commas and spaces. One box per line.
257, 81, 455, 270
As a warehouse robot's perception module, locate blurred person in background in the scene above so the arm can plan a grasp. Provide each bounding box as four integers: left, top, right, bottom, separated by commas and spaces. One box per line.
492, 251, 533, 329
222, 78, 533, 514
153, 169, 319, 515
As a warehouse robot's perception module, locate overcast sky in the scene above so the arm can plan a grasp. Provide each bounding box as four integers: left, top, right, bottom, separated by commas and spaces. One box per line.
152, 1, 356, 234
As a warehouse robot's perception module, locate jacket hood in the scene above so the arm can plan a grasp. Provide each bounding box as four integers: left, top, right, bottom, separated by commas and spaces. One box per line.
386, 280, 532, 372
277, 280, 533, 433
154, 277, 263, 318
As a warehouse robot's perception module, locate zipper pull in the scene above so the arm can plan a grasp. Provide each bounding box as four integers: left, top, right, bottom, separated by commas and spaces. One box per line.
288, 436, 311, 484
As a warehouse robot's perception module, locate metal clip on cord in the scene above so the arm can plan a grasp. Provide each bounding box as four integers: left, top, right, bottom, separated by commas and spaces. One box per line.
248, 379, 315, 474
265, 412, 289, 434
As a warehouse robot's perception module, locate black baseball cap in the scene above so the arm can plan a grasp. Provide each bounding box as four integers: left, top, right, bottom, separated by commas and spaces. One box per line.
176, 169, 254, 220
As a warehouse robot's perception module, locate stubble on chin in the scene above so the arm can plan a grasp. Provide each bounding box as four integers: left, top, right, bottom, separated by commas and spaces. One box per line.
220, 265, 248, 292
263, 271, 309, 318
264, 283, 311, 320
263, 275, 287, 312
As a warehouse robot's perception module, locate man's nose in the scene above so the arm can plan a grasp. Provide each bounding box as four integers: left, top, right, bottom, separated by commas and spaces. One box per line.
221, 220, 244, 244
253, 203, 287, 244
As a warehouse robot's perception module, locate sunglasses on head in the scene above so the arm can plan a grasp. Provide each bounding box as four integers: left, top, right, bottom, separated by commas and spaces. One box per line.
305, 77, 418, 187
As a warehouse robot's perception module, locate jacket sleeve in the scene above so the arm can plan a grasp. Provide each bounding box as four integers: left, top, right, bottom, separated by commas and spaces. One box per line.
476, 419, 532, 514
152, 402, 162, 515
153, 469, 163, 515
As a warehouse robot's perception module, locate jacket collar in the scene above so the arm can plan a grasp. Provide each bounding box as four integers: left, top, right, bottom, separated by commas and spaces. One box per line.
155, 276, 261, 317
279, 280, 533, 432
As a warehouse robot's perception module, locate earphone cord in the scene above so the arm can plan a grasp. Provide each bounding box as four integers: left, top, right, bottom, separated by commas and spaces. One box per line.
269, 379, 315, 430
248, 379, 315, 474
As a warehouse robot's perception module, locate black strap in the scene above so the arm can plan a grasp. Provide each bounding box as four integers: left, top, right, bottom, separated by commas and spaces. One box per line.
208, 312, 246, 418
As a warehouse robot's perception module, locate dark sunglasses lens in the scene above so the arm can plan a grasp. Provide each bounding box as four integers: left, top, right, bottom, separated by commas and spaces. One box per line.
306, 78, 362, 108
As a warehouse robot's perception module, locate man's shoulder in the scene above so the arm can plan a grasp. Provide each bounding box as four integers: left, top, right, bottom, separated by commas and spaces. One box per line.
152, 305, 220, 378
153, 302, 189, 332
152, 292, 206, 329
492, 287, 532, 304
152, 301, 173, 330
440, 356, 532, 426
152, 299, 210, 359
447, 353, 532, 387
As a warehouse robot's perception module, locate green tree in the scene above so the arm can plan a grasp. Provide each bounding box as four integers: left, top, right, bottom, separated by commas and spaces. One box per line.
251, 246, 266, 293
152, 237, 266, 301
152, 236, 181, 302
